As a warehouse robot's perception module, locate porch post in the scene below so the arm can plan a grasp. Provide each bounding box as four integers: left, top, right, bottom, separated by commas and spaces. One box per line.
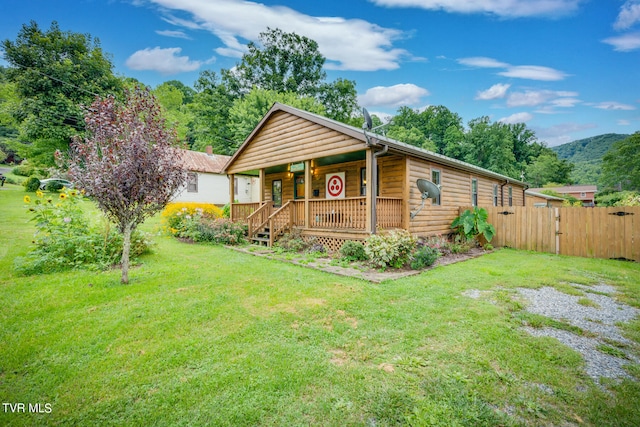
365, 149, 374, 233
304, 159, 312, 228
259, 169, 265, 203
228, 174, 235, 221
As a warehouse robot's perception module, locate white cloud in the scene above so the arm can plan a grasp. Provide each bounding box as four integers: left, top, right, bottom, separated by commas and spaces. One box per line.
156, 30, 191, 39
358, 84, 430, 107
593, 101, 636, 110
614, 1, 640, 30
499, 65, 568, 81
368, 0, 582, 18
145, 0, 410, 71
602, 32, 640, 51
475, 83, 511, 100
507, 90, 578, 108
618, 119, 631, 125
498, 112, 534, 124
125, 47, 208, 74
534, 122, 598, 146
459, 57, 568, 81
458, 57, 509, 68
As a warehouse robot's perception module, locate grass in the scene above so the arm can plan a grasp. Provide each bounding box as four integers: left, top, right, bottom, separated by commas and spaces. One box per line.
1, 183, 640, 426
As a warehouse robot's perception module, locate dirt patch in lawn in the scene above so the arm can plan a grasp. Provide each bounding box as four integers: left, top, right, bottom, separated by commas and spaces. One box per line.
228, 245, 489, 283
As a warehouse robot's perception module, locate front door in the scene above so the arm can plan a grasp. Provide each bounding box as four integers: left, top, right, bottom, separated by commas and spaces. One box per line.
294, 173, 305, 199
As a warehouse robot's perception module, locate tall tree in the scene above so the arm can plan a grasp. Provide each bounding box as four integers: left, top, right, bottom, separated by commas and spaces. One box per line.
2, 21, 121, 165
189, 70, 236, 153
525, 153, 574, 187
462, 117, 517, 178
66, 88, 186, 284
232, 28, 326, 97
601, 132, 640, 191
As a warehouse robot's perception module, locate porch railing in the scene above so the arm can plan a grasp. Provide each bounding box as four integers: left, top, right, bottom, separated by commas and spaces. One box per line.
310, 197, 368, 229
246, 202, 272, 240
268, 201, 293, 246
241, 197, 402, 241
376, 197, 403, 229
232, 202, 261, 222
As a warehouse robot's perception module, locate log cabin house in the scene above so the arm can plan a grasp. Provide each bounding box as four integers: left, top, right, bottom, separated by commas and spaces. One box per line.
223, 103, 527, 252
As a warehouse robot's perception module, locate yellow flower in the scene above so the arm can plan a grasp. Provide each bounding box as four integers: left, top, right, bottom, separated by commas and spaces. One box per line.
23, 195, 31, 203
36, 190, 44, 198
59, 193, 67, 200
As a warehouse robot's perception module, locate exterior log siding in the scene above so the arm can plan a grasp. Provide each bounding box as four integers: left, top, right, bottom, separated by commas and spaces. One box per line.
407, 157, 524, 236
226, 111, 363, 174
224, 103, 528, 247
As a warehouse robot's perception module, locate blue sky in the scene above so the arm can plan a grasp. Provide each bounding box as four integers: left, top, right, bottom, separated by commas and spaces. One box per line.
1, 0, 639, 146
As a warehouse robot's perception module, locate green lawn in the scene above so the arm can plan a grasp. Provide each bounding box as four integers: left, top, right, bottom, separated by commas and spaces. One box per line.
1, 184, 639, 426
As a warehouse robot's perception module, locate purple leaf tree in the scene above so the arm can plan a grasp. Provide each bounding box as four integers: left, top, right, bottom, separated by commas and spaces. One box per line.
66, 87, 187, 283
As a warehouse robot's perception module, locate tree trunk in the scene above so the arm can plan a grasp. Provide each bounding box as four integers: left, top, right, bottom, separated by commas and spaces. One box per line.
121, 223, 133, 284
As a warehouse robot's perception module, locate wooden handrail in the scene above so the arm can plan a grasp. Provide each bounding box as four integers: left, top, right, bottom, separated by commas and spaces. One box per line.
268, 201, 292, 246
246, 202, 271, 240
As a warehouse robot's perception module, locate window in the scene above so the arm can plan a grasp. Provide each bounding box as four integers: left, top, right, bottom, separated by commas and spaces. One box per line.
471, 179, 478, 206
508, 186, 513, 206
360, 167, 379, 196
493, 184, 499, 207
580, 192, 586, 198
431, 169, 441, 206
234, 177, 238, 196
272, 180, 282, 207
187, 172, 198, 193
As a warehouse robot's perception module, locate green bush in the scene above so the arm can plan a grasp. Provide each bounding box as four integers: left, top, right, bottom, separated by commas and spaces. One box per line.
193, 218, 247, 245
15, 189, 151, 275
12, 164, 35, 177
44, 180, 65, 192
23, 176, 41, 192
365, 230, 416, 270
451, 207, 495, 243
274, 229, 310, 252
410, 245, 440, 269
339, 240, 367, 262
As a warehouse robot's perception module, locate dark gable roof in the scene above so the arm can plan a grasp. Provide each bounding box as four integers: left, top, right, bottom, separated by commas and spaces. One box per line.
181, 149, 230, 174
224, 103, 528, 186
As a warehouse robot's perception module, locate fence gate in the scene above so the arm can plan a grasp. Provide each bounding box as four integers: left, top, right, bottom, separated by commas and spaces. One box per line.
484, 206, 640, 262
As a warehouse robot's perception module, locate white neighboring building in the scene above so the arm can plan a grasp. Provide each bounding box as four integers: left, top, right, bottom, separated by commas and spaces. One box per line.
173, 146, 259, 206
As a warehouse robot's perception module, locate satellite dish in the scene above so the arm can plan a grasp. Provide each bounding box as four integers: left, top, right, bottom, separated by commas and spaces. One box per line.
362, 107, 373, 131
416, 179, 440, 200
411, 179, 441, 219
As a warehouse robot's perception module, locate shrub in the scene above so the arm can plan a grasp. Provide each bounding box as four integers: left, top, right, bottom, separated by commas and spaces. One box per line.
161, 202, 224, 236
445, 234, 475, 254
12, 164, 35, 177
23, 176, 41, 192
451, 207, 495, 243
339, 240, 368, 262
365, 229, 416, 270
44, 180, 65, 192
15, 188, 151, 275
410, 245, 440, 270
193, 218, 247, 245
274, 229, 310, 252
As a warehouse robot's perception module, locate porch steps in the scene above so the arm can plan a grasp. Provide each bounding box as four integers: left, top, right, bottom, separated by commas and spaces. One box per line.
251, 227, 271, 246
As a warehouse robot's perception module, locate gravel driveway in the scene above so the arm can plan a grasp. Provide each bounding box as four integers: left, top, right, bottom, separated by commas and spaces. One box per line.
465, 283, 639, 385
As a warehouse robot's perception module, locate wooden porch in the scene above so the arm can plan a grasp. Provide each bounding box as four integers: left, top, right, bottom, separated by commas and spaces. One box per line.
232, 197, 403, 249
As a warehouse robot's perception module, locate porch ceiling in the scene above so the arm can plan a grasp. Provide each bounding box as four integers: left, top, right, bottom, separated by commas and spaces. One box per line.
262, 150, 367, 175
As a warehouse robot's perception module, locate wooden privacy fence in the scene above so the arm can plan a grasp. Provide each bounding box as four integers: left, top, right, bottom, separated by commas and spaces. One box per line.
483, 206, 640, 262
